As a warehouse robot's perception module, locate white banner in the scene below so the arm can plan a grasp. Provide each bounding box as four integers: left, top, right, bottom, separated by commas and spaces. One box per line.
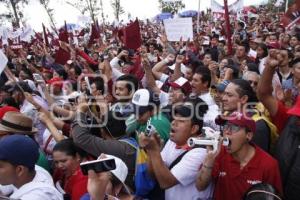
20, 26, 34, 42
163, 18, 193, 41
211, 0, 244, 14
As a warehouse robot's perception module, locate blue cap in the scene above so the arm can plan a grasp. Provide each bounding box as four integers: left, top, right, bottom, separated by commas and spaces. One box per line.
216, 80, 230, 92
0, 135, 39, 170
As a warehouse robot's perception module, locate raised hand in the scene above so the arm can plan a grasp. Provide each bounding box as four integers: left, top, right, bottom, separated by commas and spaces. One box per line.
265, 49, 279, 69
175, 54, 185, 64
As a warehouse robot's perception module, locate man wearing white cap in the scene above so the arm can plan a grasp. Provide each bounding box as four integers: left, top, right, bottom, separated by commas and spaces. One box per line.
81, 154, 133, 200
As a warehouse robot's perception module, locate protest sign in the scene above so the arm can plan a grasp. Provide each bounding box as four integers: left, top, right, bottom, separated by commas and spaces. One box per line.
163, 18, 193, 41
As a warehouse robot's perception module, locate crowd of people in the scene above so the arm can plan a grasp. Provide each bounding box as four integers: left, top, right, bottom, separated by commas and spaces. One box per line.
0, 4, 299, 200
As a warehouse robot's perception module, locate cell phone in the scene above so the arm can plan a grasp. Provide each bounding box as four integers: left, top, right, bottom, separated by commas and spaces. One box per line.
33, 73, 45, 84
80, 158, 116, 175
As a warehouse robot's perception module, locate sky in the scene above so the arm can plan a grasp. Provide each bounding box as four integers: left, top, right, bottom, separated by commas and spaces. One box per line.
2, 0, 268, 31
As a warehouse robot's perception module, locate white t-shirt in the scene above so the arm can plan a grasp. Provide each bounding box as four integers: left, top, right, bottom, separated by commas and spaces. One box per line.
199, 92, 220, 131
161, 140, 213, 200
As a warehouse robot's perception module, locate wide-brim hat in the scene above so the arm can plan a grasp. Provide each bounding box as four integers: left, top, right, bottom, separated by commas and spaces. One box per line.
0, 111, 38, 135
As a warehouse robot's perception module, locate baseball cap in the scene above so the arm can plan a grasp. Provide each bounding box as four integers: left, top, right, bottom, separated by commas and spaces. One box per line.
132, 89, 160, 116
287, 96, 300, 117
47, 77, 64, 89
267, 42, 280, 49
105, 155, 128, 187
215, 112, 256, 133
168, 77, 192, 95
215, 80, 230, 93
0, 135, 39, 170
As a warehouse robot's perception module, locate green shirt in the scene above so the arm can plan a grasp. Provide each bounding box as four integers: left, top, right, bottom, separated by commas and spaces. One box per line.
36, 149, 50, 172
136, 113, 171, 143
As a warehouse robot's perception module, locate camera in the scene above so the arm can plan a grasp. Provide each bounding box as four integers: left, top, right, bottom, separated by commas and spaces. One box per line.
80, 158, 116, 175
145, 119, 156, 136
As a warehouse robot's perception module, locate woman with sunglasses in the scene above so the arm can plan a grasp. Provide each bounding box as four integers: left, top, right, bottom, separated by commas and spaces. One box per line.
195, 112, 282, 200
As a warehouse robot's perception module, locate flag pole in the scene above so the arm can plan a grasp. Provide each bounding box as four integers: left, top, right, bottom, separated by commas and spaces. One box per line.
197, 0, 201, 33
224, 0, 233, 55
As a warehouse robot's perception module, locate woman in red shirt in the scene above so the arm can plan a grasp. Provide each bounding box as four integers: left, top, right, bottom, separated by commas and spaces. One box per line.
53, 138, 89, 200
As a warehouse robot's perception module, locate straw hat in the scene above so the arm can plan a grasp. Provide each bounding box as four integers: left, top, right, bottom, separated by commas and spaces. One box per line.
0, 111, 38, 134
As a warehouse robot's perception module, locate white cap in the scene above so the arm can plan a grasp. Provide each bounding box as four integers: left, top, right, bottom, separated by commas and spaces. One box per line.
105, 154, 130, 193
132, 89, 151, 106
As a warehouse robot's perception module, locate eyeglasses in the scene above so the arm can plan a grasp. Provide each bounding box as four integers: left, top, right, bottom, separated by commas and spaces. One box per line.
223, 123, 242, 133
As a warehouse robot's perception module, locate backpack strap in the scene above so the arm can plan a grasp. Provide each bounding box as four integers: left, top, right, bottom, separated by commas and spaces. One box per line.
169, 148, 195, 170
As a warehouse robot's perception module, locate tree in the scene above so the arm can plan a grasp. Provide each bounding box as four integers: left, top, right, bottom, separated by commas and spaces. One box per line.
111, 0, 125, 21
66, 0, 100, 25
99, 0, 105, 24
39, 0, 58, 34
158, 0, 185, 14
0, 0, 29, 28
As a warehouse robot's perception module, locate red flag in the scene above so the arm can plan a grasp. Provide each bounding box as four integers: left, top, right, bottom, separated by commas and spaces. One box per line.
224, 0, 233, 55
88, 23, 100, 46
58, 21, 69, 43
118, 28, 125, 43
34, 31, 43, 42
42, 23, 49, 47
123, 19, 141, 50
78, 29, 85, 37
58, 29, 69, 43
55, 47, 70, 65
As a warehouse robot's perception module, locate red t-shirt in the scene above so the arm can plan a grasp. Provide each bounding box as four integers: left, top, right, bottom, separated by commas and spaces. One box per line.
212, 145, 283, 200
64, 167, 88, 200
271, 101, 290, 133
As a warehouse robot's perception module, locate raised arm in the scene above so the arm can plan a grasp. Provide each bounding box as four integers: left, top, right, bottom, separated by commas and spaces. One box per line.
152, 54, 175, 80
257, 49, 279, 117
141, 53, 161, 94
